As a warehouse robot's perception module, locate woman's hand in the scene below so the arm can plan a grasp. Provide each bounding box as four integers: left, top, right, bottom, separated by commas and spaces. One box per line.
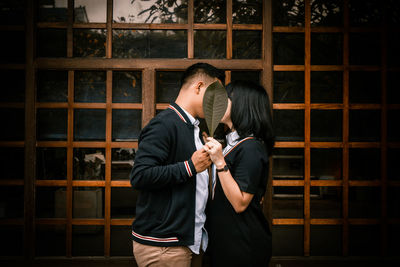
203, 137, 225, 169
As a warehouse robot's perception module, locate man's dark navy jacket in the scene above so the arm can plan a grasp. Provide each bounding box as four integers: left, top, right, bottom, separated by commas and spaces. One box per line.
130, 103, 199, 247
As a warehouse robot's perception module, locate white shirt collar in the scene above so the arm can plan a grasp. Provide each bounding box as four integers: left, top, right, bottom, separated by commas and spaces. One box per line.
179, 105, 199, 126
226, 130, 240, 145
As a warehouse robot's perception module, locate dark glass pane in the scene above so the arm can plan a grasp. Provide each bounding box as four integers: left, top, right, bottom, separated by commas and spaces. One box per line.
156, 71, 182, 103
311, 0, 343, 27
72, 225, 104, 256
0, 31, 25, 63
349, 187, 380, 218
0, 0, 25, 25
387, 30, 400, 67
349, 148, 380, 181
0, 147, 24, 180
194, 30, 226, 59
349, 71, 381, 104
274, 71, 304, 103
388, 224, 400, 256
274, 110, 304, 141
37, 29, 67, 57
311, 33, 343, 65
0, 108, 24, 141
38, 0, 68, 22
74, 0, 106, 23
388, 110, 400, 142
273, 186, 303, 218
111, 187, 138, 218
311, 110, 342, 141
0, 70, 25, 103
349, 0, 382, 27
273, 0, 305, 26
273, 33, 305, 65
349, 33, 380, 65
111, 226, 132, 256
273, 148, 304, 180
74, 109, 106, 141
232, 30, 261, 59
311, 149, 342, 180
231, 71, 260, 84
387, 0, 400, 26
194, 0, 225, 23
37, 148, 67, 180
73, 148, 105, 180
113, 71, 142, 103
36, 225, 66, 256
111, 148, 136, 180
0, 226, 23, 256
74, 71, 106, 102
37, 71, 68, 102
272, 226, 303, 256
113, 0, 187, 23
36, 187, 66, 218
73, 29, 106, 57
349, 225, 380, 256
311, 71, 342, 103
349, 110, 380, 142
310, 225, 342, 256
72, 187, 104, 218
310, 186, 342, 218
0, 186, 24, 218
388, 148, 400, 181
388, 187, 400, 218
112, 109, 142, 141
113, 30, 187, 58
232, 0, 262, 24
387, 72, 400, 104
37, 109, 68, 141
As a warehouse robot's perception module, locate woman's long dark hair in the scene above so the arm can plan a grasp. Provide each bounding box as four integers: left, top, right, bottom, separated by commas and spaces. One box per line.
226, 80, 274, 152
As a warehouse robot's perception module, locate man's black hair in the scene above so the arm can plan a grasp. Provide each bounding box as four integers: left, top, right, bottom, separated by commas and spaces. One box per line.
180, 63, 225, 87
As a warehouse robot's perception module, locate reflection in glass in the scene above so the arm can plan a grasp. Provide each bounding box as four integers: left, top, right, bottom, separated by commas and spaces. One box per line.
272, 0, 304, 26
37, 29, 67, 58
37, 148, 67, 180
388, 148, 400, 181
310, 225, 342, 256
349, 71, 380, 103
72, 225, 104, 256
0, 31, 25, 63
72, 187, 104, 218
349, 187, 380, 218
74, 109, 106, 141
37, 109, 68, 141
0, 0, 25, 25
349, 225, 380, 256
311, 33, 342, 65
36, 225, 66, 256
112, 148, 135, 180
231, 71, 260, 84
388, 187, 400, 218
111, 187, 138, 218
274, 71, 304, 103
310, 186, 342, 218
0, 108, 24, 141
388, 110, 400, 142
232, 0, 262, 24
38, 0, 68, 22
273, 186, 303, 219
73, 148, 105, 180
36, 187, 66, 218
156, 71, 183, 103
274, 110, 304, 141
194, 0, 225, 23
311, 110, 342, 142
349, 0, 382, 27
113, 30, 187, 58
75, 71, 106, 102
194, 31, 226, 59
387, 0, 400, 26
310, 0, 343, 27
0, 70, 25, 103
113, 71, 142, 103
0, 186, 24, 218
311, 71, 342, 103
111, 226, 132, 256
349, 110, 380, 142
37, 71, 68, 103
272, 226, 303, 256
311, 149, 342, 180
387, 30, 400, 67
112, 110, 142, 141
74, 0, 106, 23
0, 147, 24, 180
233, 31, 262, 59
73, 29, 106, 57
113, 0, 187, 23
387, 72, 400, 104
349, 33, 381, 65
273, 33, 305, 65
272, 148, 304, 180
349, 149, 380, 181
0, 226, 23, 256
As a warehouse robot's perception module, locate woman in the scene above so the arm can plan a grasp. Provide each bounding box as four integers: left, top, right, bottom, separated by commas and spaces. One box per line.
204, 81, 274, 267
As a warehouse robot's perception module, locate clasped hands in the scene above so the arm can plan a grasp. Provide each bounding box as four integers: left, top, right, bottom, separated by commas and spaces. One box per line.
191, 137, 225, 173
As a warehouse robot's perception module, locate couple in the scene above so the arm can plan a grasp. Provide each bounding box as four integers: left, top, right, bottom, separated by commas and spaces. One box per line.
130, 63, 274, 267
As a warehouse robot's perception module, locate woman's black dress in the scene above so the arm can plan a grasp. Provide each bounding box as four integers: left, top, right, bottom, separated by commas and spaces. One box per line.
206, 138, 272, 267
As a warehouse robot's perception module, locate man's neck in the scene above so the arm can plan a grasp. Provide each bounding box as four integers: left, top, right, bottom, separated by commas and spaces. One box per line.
175, 97, 197, 118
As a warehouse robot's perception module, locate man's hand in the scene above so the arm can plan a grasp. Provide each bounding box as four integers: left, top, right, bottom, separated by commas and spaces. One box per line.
191, 148, 211, 173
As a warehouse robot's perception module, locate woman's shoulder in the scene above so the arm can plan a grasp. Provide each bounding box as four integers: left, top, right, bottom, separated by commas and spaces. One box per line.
231, 137, 268, 159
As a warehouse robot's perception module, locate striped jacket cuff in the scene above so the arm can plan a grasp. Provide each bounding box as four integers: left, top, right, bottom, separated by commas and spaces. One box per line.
184, 159, 197, 177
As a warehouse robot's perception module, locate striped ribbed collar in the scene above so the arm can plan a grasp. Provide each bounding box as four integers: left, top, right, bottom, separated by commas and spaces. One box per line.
168, 103, 193, 125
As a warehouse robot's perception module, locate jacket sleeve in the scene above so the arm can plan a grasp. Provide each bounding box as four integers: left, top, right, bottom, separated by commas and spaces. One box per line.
130, 119, 197, 190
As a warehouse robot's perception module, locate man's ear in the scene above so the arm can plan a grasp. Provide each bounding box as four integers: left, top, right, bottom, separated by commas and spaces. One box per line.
195, 81, 204, 94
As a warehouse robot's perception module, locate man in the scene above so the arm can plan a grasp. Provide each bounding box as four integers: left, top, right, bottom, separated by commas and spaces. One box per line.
130, 63, 225, 267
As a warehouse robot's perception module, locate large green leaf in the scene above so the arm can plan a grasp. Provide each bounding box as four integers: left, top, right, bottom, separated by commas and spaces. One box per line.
202, 80, 228, 137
